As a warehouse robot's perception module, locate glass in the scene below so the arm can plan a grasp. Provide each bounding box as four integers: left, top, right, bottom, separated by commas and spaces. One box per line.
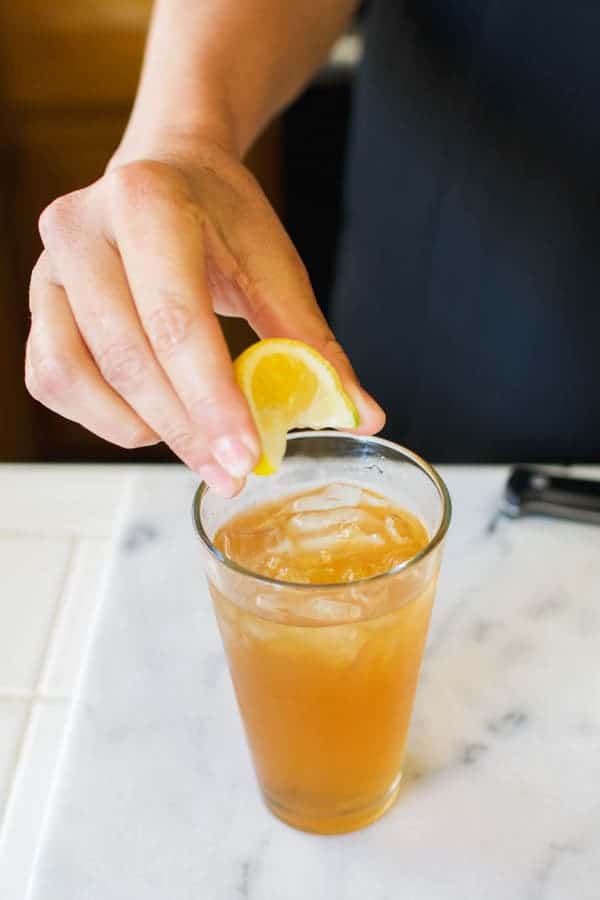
193, 432, 451, 834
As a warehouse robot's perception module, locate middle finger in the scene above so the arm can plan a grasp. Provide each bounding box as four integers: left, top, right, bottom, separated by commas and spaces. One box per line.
52, 233, 240, 494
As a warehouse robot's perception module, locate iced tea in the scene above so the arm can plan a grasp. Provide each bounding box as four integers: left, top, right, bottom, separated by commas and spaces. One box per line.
210, 483, 436, 833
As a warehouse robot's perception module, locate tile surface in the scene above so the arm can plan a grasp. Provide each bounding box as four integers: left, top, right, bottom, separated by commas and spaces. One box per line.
0, 702, 70, 900
0, 538, 73, 692
0, 464, 129, 900
40, 539, 112, 698
0, 702, 29, 818
0, 465, 131, 538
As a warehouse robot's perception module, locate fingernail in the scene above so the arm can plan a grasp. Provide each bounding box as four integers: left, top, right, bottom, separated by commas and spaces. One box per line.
212, 434, 258, 478
348, 385, 386, 433
196, 462, 243, 497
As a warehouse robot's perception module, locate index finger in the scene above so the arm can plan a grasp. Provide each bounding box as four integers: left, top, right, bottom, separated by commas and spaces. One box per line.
205, 187, 386, 436
107, 161, 260, 478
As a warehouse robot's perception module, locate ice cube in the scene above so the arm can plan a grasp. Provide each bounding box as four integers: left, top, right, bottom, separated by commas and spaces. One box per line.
306, 596, 363, 621
256, 591, 364, 624
306, 625, 367, 665
289, 507, 362, 533
293, 532, 344, 553
265, 536, 294, 555
224, 522, 295, 577
224, 523, 281, 562
384, 515, 411, 543
241, 616, 278, 643
256, 593, 290, 617
291, 483, 364, 512
290, 506, 382, 535
361, 491, 389, 507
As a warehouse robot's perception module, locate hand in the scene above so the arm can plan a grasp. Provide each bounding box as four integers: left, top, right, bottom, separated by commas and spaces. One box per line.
26, 138, 385, 495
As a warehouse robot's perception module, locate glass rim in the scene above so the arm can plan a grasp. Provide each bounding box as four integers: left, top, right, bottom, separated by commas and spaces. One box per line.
192, 431, 452, 591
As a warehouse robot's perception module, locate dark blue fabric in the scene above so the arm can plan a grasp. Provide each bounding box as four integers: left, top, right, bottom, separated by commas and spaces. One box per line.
331, 0, 600, 462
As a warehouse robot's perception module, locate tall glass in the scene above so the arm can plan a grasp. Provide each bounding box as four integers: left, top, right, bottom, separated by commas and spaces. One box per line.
193, 432, 451, 834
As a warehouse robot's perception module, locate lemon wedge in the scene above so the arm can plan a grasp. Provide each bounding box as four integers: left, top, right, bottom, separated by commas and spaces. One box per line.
234, 338, 359, 474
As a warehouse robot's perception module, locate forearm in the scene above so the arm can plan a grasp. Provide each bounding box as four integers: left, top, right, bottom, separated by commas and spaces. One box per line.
116, 0, 358, 162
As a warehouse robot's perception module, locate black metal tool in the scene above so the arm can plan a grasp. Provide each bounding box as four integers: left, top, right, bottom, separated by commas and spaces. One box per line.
502, 466, 600, 525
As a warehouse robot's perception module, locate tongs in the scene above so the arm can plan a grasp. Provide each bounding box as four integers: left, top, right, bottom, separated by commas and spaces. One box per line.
502, 466, 600, 525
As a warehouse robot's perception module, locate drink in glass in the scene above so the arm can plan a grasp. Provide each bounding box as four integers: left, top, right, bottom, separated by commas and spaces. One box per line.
194, 432, 450, 834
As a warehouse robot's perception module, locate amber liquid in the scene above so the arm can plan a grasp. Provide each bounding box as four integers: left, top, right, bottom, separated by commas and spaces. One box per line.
211, 483, 434, 833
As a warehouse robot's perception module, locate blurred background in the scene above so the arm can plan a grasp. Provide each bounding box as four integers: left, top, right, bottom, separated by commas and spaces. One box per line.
0, 1, 361, 463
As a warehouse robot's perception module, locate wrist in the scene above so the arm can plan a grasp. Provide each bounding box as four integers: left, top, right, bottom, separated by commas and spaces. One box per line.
108, 101, 241, 172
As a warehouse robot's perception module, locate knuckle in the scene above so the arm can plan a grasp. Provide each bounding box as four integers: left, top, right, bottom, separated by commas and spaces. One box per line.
186, 393, 222, 428
117, 423, 157, 450
26, 347, 75, 403
164, 429, 203, 461
109, 160, 203, 227
38, 194, 80, 247
185, 389, 248, 438
30, 252, 48, 286
146, 300, 197, 354
97, 341, 146, 390
109, 160, 164, 206
109, 160, 192, 212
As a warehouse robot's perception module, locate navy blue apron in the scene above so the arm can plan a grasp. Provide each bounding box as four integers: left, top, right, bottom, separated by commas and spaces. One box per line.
332, 0, 600, 462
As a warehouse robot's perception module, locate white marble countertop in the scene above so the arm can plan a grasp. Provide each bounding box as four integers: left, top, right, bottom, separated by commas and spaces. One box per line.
1, 463, 600, 900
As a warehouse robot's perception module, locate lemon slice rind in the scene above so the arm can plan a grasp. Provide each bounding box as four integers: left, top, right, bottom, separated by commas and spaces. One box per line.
234, 338, 359, 475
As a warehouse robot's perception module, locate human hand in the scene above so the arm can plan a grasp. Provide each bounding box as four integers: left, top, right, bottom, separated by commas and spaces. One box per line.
26, 139, 384, 495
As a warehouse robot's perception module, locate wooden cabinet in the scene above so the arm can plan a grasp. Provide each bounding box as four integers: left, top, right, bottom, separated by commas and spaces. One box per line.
0, 1, 280, 461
